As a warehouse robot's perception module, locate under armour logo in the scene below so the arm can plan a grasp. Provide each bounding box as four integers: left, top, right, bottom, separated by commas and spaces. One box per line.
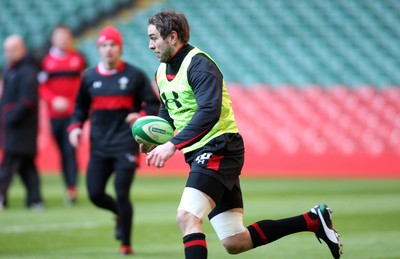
195, 153, 212, 164
160, 91, 182, 109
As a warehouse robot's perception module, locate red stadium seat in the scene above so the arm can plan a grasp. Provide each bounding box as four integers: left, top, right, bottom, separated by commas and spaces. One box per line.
228, 84, 400, 156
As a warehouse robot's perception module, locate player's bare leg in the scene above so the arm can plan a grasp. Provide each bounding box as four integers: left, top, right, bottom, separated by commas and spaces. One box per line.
177, 210, 204, 235
177, 188, 215, 259
177, 210, 208, 259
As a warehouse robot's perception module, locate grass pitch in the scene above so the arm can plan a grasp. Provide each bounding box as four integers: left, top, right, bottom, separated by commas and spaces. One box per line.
0, 173, 399, 259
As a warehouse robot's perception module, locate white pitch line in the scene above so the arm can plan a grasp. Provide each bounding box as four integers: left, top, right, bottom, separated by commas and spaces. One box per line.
0, 221, 109, 234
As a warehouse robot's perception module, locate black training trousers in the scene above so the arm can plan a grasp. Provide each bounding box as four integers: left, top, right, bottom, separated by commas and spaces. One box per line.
51, 117, 78, 188
0, 152, 43, 207
86, 152, 136, 246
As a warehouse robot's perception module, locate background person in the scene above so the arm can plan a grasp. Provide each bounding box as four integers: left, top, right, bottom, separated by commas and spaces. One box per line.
0, 35, 44, 210
68, 26, 160, 255
39, 25, 86, 204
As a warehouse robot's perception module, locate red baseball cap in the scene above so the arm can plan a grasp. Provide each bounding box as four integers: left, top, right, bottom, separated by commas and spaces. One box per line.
97, 26, 123, 48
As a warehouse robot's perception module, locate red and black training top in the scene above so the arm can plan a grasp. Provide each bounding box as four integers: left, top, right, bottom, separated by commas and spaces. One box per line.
40, 49, 86, 118
68, 61, 160, 155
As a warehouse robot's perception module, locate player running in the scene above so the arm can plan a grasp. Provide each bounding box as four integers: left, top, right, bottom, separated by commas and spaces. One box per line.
68, 26, 160, 255
145, 9, 342, 258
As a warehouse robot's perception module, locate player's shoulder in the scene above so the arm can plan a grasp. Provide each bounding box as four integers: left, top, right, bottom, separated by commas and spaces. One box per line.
70, 49, 85, 56
123, 62, 147, 77
69, 50, 86, 61
82, 66, 97, 79
189, 51, 221, 77
41, 53, 53, 67
191, 52, 218, 70
122, 62, 136, 71
123, 62, 140, 71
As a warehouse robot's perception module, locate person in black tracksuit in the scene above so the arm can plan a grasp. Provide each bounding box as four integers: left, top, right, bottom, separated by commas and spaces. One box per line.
68, 26, 160, 255
0, 35, 44, 209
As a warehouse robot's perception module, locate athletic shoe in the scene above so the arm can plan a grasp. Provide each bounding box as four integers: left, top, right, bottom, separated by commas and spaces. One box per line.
0, 197, 5, 211
120, 245, 133, 255
115, 216, 122, 240
311, 204, 342, 259
27, 202, 45, 211
65, 187, 77, 205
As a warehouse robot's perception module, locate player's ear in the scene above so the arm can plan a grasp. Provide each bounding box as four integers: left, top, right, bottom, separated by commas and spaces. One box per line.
169, 30, 179, 45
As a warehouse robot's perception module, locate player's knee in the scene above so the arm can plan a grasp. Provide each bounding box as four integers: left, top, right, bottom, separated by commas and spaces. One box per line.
210, 211, 249, 254
87, 191, 102, 205
221, 238, 246, 254
87, 186, 106, 204
115, 190, 129, 202
223, 244, 240, 254
176, 210, 191, 227
176, 210, 200, 231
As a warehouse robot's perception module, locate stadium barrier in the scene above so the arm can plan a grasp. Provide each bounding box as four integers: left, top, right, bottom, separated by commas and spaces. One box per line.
1, 85, 399, 178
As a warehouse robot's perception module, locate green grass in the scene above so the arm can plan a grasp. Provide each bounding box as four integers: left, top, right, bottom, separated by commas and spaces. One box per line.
0, 174, 399, 259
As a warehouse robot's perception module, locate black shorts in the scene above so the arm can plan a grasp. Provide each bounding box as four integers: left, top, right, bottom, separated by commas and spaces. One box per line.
184, 133, 245, 219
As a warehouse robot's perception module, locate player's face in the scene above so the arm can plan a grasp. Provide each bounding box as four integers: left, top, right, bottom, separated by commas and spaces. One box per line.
98, 40, 122, 67
52, 28, 73, 51
148, 24, 174, 63
3, 36, 25, 65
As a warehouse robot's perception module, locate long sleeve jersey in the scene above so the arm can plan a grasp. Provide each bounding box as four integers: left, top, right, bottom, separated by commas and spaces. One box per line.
69, 61, 160, 155
39, 48, 86, 118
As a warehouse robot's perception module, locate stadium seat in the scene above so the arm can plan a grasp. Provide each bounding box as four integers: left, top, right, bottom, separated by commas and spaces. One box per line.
230, 83, 399, 156
3, 0, 399, 162
0, 0, 134, 69
69, 0, 400, 89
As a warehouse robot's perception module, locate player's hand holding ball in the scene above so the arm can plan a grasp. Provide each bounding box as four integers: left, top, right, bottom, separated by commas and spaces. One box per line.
131, 116, 175, 168
146, 141, 176, 168
139, 143, 155, 154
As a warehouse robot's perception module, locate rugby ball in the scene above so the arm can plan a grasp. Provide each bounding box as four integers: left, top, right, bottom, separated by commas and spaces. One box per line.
131, 116, 174, 147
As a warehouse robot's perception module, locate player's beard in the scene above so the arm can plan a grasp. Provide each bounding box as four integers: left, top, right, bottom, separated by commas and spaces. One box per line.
159, 48, 174, 63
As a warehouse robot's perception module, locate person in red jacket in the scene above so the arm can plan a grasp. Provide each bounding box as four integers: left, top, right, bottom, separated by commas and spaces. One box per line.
39, 25, 86, 204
